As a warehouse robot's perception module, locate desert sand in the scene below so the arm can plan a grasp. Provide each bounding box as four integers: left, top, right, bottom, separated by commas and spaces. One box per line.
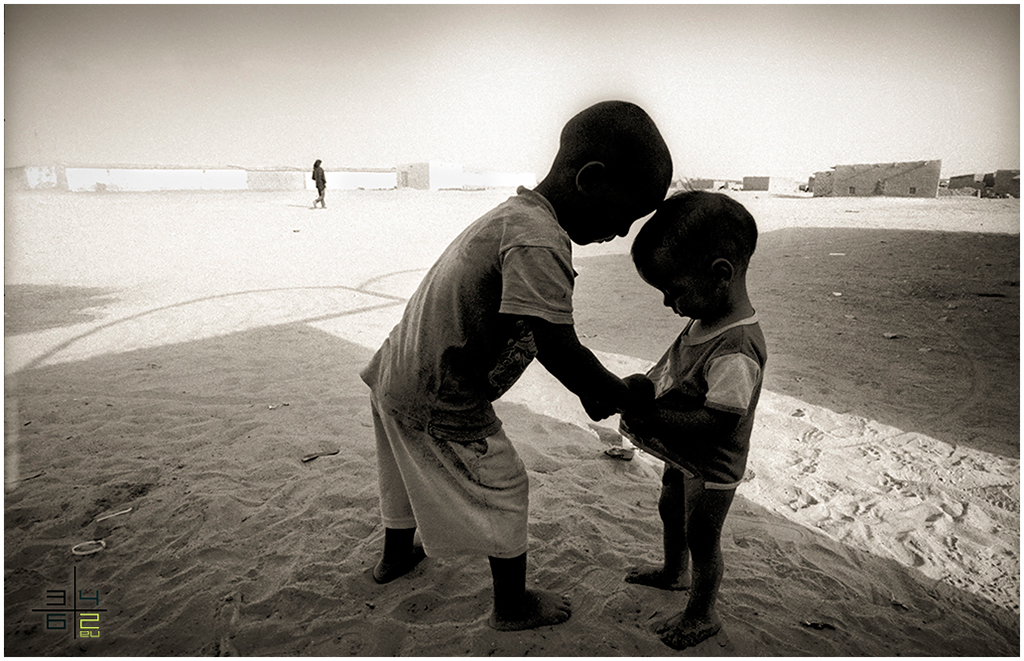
4, 189, 1019, 655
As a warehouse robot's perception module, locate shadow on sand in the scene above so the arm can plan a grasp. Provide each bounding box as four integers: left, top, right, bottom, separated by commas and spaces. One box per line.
4, 285, 119, 336
3, 320, 1017, 655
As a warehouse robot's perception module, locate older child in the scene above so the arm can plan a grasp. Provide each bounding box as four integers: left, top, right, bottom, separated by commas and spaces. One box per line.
618, 191, 766, 650
360, 101, 672, 631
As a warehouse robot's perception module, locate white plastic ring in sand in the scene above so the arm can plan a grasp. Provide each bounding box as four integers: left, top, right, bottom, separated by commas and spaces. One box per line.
71, 540, 106, 556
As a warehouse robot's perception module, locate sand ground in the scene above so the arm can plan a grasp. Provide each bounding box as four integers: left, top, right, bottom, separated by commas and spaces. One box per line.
3, 189, 1020, 655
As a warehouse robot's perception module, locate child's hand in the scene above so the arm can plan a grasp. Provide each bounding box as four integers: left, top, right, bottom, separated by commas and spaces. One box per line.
582, 375, 654, 421
619, 375, 657, 437
623, 374, 655, 410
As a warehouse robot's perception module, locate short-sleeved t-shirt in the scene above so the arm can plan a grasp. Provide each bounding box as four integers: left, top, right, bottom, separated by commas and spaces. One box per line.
361, 187, 574, 441
625, 315, 767, 486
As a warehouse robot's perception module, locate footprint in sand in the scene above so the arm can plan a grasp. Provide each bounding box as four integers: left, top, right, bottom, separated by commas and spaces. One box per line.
390, 589, 488, 627
213, 593, 241, 656
787, 434, 822, 476
390, 590, 446, 624
798, 428, 826, 445
860, 445, 885, 462
970, 485, 1019, 514
785, 486, 819, 512
333, 632, 367, 655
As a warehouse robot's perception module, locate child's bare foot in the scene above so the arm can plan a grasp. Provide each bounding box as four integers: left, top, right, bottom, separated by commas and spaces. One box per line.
625, 565, 691, 590
372, 545, 427, 584
655, 609, 722, 650
488, 589, 571, 631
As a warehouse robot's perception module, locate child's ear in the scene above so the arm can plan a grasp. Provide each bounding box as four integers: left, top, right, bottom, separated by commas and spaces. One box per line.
710, 258, 734, 282
575, 161, 606, 194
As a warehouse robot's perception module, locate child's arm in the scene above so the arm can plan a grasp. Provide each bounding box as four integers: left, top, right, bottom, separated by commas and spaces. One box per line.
620, 374, 738, 441
524, 316, 646, 417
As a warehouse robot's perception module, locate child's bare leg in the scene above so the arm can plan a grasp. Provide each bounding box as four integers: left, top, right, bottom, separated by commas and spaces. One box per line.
626, 467, 691, 590
373, 526, 426, 584
488, 553, 571, 631
657, 485, 734, 650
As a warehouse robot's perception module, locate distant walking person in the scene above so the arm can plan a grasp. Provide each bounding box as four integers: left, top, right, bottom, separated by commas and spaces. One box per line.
312, 159, 327, 208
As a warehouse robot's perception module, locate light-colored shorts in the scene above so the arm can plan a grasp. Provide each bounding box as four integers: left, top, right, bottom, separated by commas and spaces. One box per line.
371, 391, 529, 559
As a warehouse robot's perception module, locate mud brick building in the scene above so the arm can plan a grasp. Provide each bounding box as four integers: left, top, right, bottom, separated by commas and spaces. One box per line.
811, 160, 942, 198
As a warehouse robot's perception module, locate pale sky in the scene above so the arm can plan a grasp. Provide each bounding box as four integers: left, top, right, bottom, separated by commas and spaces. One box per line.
5, 4, 1020, 180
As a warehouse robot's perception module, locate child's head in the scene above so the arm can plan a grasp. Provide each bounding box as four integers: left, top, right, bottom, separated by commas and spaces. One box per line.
631, 191, 757, 320
541, 101, 673, 245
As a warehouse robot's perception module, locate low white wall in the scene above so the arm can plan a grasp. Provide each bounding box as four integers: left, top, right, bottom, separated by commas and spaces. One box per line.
20, 165, 529, 192
26, 166, 61, 189
460, 172, 535, 190
305, 170, 398, 191
66, 168, 248, 192
248, 170, 306, 191
767, 178, 802, 194
4, 166, 61, 190
744, 176, 802, 194
480, 171, 536, 189
428, 162, 465, 191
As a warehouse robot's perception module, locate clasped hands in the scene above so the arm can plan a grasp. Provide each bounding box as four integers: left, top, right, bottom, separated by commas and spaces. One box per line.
580, 373, 657, 435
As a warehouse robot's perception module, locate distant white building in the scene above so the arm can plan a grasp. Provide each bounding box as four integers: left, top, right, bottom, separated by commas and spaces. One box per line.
948, 170, 1021, 198
397, 161, 535, 191
742, 176, 802, 194
397, 162, 466, 190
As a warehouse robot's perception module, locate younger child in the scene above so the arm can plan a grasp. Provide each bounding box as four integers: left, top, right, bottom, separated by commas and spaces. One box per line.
360, 101, 672, 631
618, 191, 766, 650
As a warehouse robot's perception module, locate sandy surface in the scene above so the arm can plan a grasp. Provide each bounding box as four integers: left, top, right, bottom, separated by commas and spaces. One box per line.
4, 189, 1019, 655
